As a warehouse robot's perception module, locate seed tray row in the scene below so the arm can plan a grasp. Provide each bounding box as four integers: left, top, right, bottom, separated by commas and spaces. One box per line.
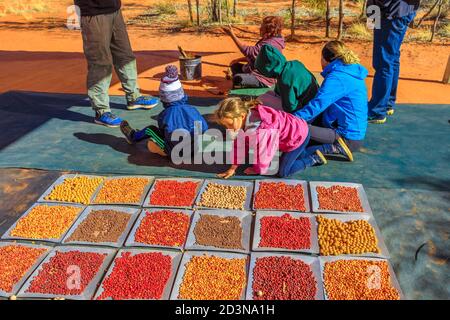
36, 175, 373, 215
1, 204, 390, 259
0, 243, 402, 300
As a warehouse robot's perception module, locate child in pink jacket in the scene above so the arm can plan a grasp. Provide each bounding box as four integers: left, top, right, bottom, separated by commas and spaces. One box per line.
215, 97, 327, 178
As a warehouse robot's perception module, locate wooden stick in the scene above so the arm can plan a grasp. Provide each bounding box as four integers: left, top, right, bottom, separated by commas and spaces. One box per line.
443, 54, 450, 84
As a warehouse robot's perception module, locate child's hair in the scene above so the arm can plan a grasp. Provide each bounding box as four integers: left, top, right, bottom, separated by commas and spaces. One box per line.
261, 16, 283, 38
215, 97, 260, 122
322, 40, 360, 65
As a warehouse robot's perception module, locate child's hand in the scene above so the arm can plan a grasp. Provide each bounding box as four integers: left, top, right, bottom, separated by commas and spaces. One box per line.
222, 24, 234, 36
217, 167, 237, 179
244, 167, 258, 176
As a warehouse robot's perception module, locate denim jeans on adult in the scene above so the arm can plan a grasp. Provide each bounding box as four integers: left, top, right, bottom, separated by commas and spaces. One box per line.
369, 12, 416, 119
80, 10, 141, 114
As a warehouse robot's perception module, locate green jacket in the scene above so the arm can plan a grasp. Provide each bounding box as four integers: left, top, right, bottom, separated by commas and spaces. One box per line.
255, 45, 318, 113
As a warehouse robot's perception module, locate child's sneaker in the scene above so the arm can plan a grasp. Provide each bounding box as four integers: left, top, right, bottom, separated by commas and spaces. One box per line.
335, 137, 354, 162
387, 108, 395, 116
127, 96, 159, 110
94, 112, 122, 128
314, 150, 328, 165
368, 116, 387, 124
120, 121, 136, 145
147, 140, 167, 157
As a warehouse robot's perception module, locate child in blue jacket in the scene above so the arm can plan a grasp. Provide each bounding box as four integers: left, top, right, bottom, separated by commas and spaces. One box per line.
120, 65, 208, 160
294, 41, 368, 162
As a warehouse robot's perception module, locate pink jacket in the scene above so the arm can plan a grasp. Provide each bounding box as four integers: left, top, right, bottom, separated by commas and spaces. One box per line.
232, 105, 309, 174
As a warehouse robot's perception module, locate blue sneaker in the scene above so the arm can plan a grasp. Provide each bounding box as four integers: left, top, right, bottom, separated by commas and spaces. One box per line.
94, 112, 122, 128
127, 96, 159, 110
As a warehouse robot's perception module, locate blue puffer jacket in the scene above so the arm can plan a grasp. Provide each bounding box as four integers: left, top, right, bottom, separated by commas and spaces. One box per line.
158, 95, 208, 143
294, 59, 368, 141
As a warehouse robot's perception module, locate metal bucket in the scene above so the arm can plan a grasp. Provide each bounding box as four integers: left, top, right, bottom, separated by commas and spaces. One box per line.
179, 55, 202, 80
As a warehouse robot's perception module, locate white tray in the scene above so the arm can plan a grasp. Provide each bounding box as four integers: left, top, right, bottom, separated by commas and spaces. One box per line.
143, 177, 204, 209
37, 174, 105, 205
1, 203, 85, 244
309, 181, 372, 215
195, 179, 254, 211
252, 179, 310, 212
185, 210, 253, 254
62, 206, 140, 248
92, 176, 154, 206
319, 256, 404, 300
124, 208, 193, 251
252, 211, 319, 254
0, 242, 53, 298
246, 252, 324, 300
316, 214, 390, 258
93, 248, 182, 300
170, 251, 249, 300
17, 246, 117, 300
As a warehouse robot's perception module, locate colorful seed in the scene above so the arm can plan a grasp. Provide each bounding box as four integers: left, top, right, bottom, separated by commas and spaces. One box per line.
259, 214, 311, 250
134, 210, 190, 247
97, 252, 172, 300
252, 256, 317, 300
0, 245, 47, 293
254, 182, 306, 211
149, 180, 200, 207
95, 177, 150, 204
323, 259, 400, 300
178, 255, 247, 300
10, 205, 81, 240
317, 185, 364, 213
198, 183, 247, 210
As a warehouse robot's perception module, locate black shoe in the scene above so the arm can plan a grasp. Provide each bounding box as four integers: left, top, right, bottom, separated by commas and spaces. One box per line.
120, 121, 136, 145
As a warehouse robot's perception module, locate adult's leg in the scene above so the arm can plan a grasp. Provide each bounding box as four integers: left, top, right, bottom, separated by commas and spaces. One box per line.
368, 18, 394, 119
278, 134, 312, 178
388, 12, 416, 110
80, 14, 114, 114
110, 10, 141, 104
233, 73, 266, 88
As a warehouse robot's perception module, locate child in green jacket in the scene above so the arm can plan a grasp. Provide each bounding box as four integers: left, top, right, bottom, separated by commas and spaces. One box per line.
255, 44, 318, 113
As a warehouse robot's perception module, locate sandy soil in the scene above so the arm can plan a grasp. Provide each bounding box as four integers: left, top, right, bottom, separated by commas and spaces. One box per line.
0, 0, 449, 103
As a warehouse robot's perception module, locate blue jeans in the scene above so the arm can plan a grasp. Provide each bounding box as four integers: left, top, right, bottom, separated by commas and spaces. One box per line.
369, 12, 416, 119
278, 134, 312, 178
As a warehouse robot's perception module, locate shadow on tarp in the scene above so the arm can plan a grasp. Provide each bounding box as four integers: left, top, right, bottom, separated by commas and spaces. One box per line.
0, 90, 449, 191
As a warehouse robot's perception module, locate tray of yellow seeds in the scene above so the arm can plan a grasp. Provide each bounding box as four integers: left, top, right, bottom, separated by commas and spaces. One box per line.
194, 179, 254, 211
38, 174, 105, 205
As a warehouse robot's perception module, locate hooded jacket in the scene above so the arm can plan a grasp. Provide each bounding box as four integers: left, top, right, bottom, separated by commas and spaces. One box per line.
294, 59, 369, 141
366, 0, 420, 19
233, 104, 309, 175
158, 95, 208, 145
255, 45, 318, 113
240, 37, 286, 87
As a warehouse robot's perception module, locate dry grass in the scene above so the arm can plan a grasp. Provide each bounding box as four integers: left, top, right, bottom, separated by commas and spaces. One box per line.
154, 1, 178, 15
346, 22, 372, 40
405, 28, 433, 42
438, 22, 450, 38
0, 0, 50, 20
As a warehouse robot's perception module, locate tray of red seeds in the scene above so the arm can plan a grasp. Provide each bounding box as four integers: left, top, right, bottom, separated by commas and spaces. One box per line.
309, 181, 372, 215
252, 211, 319, 254
0, 242, 52, 298
124, 208, 193, 250
246, 252, 324, 300
94, 248, 182, 300
253, 179, 310, 212
16, 246, 116, 300
144, 178, 203, 209
185, 210, 253, 254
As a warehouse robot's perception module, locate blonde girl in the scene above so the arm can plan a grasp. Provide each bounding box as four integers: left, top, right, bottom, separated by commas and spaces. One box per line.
216, 97, 326, 179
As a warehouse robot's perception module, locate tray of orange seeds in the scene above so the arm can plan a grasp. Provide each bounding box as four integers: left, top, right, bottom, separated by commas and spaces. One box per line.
316, 214, 390, 258
92, 176, 154, 206
319, 256, 404, 300
1, 203, 85, 243
38, 174, 104, 205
